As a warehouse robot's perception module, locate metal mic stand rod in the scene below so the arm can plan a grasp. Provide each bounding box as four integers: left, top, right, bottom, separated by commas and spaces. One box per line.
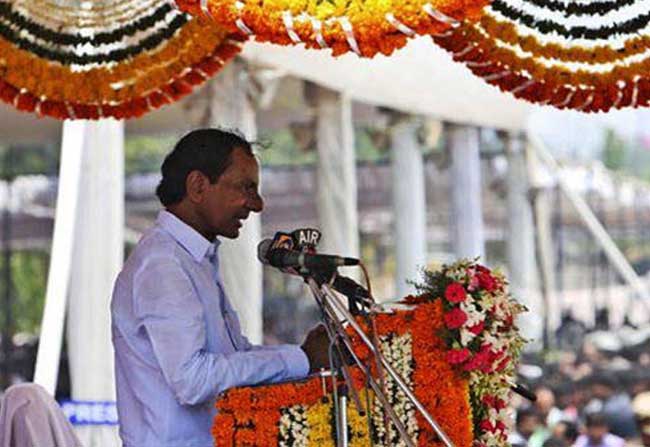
305, 277, 365, 447
306, 279, 365, 413
305, 277, 417, 447
319, 284, 456, 447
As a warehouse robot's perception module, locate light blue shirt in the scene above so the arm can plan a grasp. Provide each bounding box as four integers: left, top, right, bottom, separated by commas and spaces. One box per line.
111, 210, 309, 447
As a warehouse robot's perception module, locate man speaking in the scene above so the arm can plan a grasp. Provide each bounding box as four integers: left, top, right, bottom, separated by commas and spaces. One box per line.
111, 129, 329, 447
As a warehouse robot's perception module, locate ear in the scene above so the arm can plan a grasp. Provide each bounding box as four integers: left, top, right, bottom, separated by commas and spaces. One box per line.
185, 170, 208, 203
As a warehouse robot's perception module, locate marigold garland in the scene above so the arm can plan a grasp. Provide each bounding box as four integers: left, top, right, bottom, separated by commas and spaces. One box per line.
213, 259, 526, 446
432, 0, 650, 112
174, 0, 491, 58
0, 0, 243, 120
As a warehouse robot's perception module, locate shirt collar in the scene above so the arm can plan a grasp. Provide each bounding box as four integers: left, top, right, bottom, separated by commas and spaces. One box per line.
156, 210, 220, 262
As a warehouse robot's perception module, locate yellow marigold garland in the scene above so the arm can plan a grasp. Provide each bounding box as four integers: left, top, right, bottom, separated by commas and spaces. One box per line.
175, 0, 491, 57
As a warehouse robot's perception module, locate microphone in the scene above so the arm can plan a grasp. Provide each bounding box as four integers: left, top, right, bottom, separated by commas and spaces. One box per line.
510, 383, 537, 402
330, 275, 372, 307
257, 239, 359, 271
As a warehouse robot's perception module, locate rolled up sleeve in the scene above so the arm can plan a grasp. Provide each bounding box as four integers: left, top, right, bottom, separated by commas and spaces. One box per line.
133, 256, 309, 406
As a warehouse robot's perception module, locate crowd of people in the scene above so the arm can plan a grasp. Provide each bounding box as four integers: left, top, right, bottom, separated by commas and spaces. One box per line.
510, 337, 650, 447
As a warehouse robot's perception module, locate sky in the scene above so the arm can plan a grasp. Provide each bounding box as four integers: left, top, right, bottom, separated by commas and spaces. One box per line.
528, 107, 650, 161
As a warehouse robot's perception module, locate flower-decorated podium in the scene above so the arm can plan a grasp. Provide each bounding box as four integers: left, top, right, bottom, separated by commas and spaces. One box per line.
213, 260, 526, 446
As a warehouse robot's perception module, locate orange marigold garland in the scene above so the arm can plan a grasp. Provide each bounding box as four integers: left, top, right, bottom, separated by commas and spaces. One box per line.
433, 0, 650, 112
213, 259, 527, 446
174, 0, 491, 58
0, 1, 243, 120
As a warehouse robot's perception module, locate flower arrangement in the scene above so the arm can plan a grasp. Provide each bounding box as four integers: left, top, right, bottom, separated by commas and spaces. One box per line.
212, 259, 526, 446
174, 0, 491, 58
413, 259, 527, 446
432, 0, 650, 112
0, 1, 242, 120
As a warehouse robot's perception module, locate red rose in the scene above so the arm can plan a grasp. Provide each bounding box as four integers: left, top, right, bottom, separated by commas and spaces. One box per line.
496, 421, 507, 432
446, 348, 471, 365
468, 321, 485, 335
463, 350, 490, 372
464, 345, 498, 373
445, 282, 467, 303
495, 356, 510, 372
444, 307, 468, 329
479, 419, 496, 433
482, 395, 496, 407
477, 271, 498, 292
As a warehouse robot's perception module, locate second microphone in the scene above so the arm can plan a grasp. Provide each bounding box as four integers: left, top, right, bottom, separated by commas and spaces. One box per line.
257, 239, 360, 271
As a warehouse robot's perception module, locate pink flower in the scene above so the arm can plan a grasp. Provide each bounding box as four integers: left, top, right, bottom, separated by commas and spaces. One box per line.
445, 282, 467, 303
467, 274, 480, 291
468, 321, 485, 335
444, 307, 468, 329
446, 348, 471, 365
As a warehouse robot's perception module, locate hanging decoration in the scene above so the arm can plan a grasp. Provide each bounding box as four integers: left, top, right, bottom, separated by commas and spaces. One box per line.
212, 260, 527, 446
432, 0, 650, 112
174, 0, 491, 58
0, 0, 243, 120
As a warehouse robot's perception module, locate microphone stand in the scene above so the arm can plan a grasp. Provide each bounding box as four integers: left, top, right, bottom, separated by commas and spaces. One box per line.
302, 271, 455, 447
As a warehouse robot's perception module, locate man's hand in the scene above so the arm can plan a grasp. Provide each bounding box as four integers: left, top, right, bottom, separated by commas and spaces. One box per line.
300, 324, 331, 373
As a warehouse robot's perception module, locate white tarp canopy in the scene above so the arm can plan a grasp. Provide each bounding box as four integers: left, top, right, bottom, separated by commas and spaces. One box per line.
242, 36, 534, 131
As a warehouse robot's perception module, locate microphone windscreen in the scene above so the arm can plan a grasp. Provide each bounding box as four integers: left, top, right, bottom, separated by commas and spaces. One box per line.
257, 239, 273, 265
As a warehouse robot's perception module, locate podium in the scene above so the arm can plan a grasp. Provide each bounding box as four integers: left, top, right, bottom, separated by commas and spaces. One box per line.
212, 299, 473, 446
213, 259, 527, 446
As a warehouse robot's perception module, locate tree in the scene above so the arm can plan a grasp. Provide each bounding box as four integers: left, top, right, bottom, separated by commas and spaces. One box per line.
601, 129, 627, 171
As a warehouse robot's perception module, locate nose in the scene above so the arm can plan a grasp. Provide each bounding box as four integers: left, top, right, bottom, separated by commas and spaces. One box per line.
248, 191, 264, 213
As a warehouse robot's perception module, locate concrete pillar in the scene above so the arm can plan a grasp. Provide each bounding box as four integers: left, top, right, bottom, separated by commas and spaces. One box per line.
505, 132, 542, 345
309, 83, 360, 267
389, 113, 427, 298
206, 59, 262, 343
447, 123, 485, 259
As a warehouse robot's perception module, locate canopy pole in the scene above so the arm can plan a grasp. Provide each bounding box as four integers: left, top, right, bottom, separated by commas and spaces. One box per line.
530, 135, 650, 313
34, 121, 85, 395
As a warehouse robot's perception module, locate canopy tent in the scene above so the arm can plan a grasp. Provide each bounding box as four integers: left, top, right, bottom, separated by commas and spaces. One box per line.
0, 35, 534, 141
